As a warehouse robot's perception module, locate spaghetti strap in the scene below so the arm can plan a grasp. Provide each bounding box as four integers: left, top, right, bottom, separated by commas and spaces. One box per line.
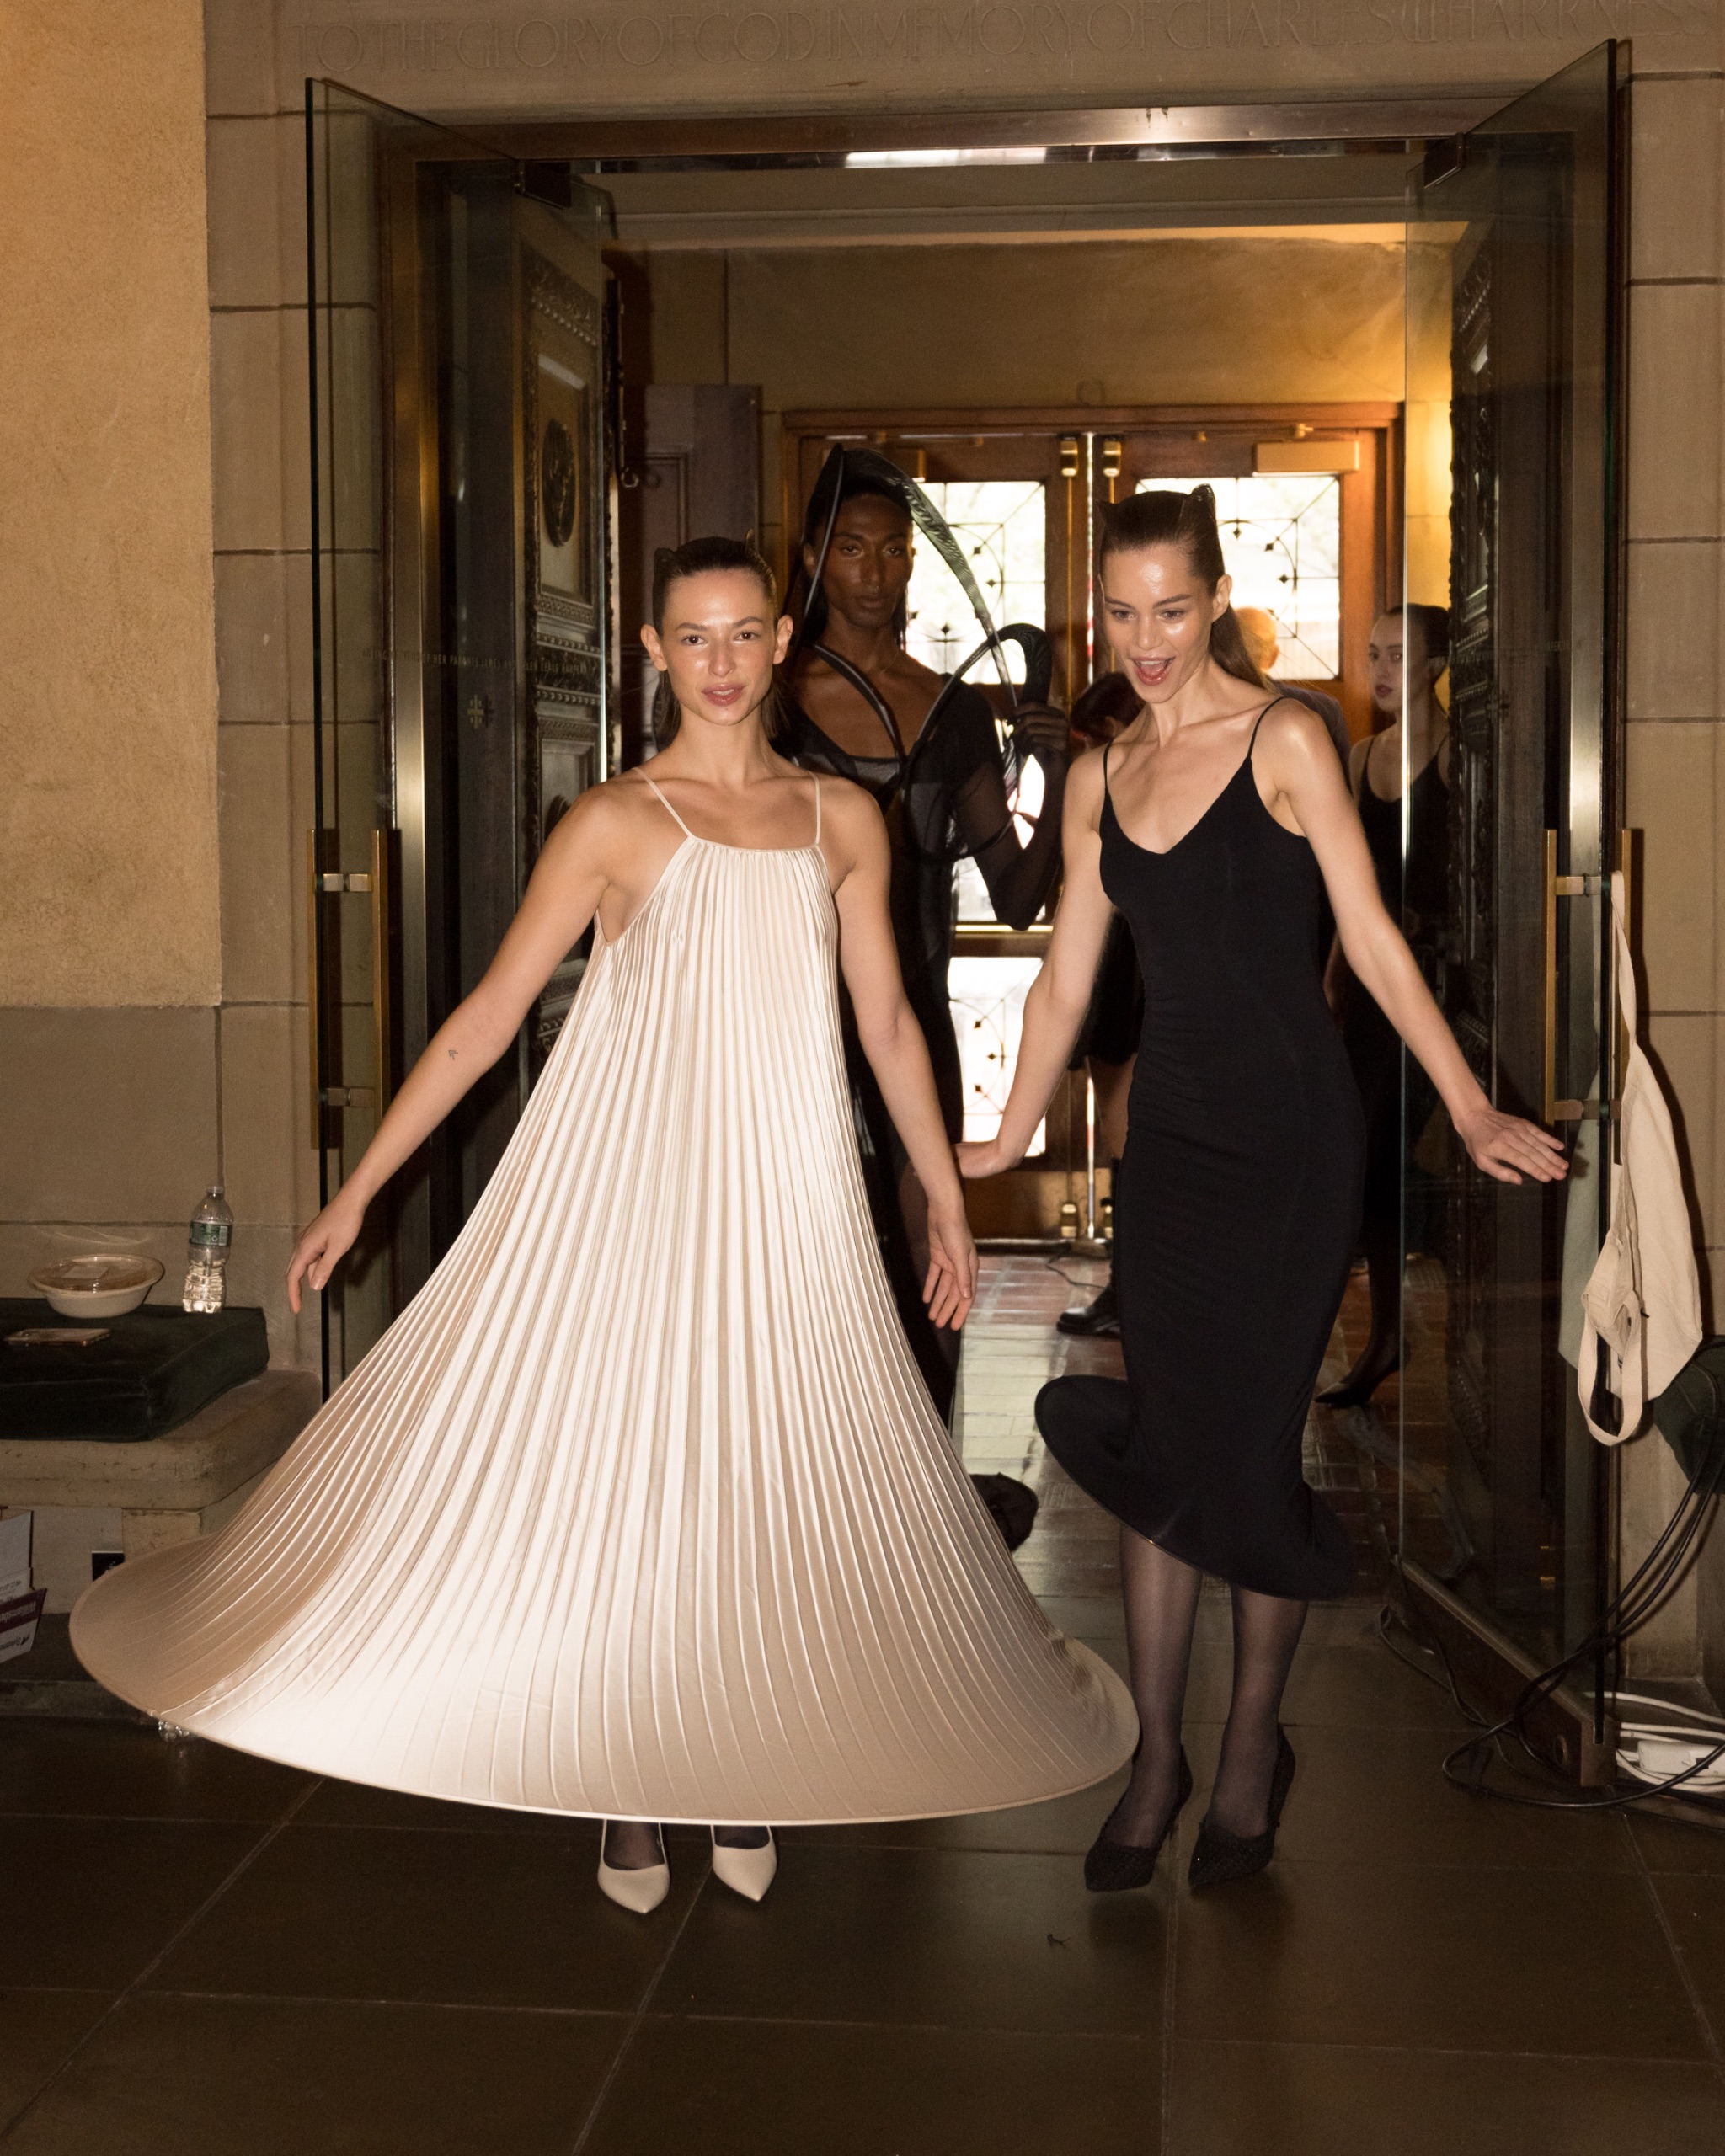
1102, 741, 1113, 802
1247, 695, 1290, 759
641, 774, 697, 841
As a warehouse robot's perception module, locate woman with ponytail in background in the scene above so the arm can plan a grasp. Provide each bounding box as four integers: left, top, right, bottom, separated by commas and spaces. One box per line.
959, 489, 1564, 1897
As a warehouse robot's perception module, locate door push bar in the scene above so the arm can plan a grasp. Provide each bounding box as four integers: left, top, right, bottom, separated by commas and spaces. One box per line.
1542, 827, 1637, 1126
307, 829, 395, 1147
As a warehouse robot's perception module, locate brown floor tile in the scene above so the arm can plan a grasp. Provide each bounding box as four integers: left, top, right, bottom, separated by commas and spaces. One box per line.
1279, 1637, 1471, 1731
1176, 1860, 1707, 2057
0, 1993, 114, 2127
583, 2016, 1160, 2156
660, 1845, 1166, 2034
1628, 1810, 1725, 1874
1166, 2039, 1725, 2156
1650, 1872, 1725, 2046
0, 1993, 624, 2156
1038, 1593, 1128, 1640
0, 1720, 313, 1823
147, 1821, 701, 2012
1268, 1725, 1635, 1872
4, 1818, 264, 1988
778, 1771, 1129, 1856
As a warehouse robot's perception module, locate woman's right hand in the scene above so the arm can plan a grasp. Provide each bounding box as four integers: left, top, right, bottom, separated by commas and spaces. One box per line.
286, 1189, 367, 1313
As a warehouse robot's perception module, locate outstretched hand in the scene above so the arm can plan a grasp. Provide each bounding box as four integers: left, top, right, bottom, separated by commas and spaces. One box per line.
1455, 1106, 1570, 1187
923, 1198, 979, 1331
286, 1191, 366, 1313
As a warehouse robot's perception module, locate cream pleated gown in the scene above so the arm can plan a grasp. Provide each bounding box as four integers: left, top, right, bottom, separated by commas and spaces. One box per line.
73, 778, 1136, 1822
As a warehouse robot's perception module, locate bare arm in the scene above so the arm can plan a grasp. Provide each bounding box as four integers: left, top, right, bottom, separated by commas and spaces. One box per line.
1261, 706, 1566, 1187
287, 790, 623, 1309
955, 750, 1115, 1179
828, 788, 978, 1329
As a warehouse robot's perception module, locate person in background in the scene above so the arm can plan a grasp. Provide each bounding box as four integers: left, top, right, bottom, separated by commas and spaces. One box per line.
1058, 671, 1145, 1340
1234, 606, 1350, 768
1318, 603, 1452, 1406
780, 460, 1070, 1423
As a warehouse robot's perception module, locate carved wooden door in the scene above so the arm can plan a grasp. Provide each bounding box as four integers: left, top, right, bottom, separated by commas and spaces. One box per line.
307, 87, 614, 1374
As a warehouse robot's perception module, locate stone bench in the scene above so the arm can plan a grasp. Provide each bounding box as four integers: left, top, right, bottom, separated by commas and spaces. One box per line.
0, 1370, 319, 1614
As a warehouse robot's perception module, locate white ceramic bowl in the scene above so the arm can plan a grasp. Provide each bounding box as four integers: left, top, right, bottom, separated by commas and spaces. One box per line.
28, 1257, 165, 1320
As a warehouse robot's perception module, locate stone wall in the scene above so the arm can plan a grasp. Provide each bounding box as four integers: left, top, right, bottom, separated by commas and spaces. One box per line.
0, 2, 230, 1341
1618, 64, 1725, 1692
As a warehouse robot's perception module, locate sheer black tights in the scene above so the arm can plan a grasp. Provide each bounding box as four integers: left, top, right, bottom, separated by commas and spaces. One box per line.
1107, 1525, 1308, 1848
602, 1820, 768, 1869
1209, 1584, 1307, 1839
1107, 1528, 1201, 1846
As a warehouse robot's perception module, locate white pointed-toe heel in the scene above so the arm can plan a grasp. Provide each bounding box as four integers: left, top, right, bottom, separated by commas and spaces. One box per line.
710, 1827, 777, 1903
597, 1823, 670, 1915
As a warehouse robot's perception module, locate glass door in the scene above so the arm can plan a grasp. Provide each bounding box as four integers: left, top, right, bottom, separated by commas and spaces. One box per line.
306, 83, 613, 1385
1391, 46, 1620, 1716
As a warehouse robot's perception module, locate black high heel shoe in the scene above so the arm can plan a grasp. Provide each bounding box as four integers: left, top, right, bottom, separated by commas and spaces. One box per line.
1084, 1748, 1193, 1893
1316, 1338, 1402, 1408
1188, 1729, 1296, 1891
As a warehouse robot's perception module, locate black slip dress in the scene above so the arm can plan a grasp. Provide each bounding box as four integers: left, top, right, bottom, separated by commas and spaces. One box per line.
1036, 705, 1365, 1601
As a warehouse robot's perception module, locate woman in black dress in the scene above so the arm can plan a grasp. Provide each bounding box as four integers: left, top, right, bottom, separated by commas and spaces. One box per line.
959, 490, 1565, 1891
780, 456, 1069, 1422
1319, 604, 1452, 1406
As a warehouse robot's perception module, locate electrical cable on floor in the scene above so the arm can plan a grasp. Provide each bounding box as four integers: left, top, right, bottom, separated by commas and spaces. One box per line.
1376, 1416, 1725, 1820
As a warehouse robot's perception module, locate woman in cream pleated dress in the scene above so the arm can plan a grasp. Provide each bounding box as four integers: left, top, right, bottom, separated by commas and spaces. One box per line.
72, 536, 1135, 1914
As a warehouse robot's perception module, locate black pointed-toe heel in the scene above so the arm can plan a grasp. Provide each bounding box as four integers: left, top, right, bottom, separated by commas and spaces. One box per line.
1188, 1730, 1296, 1891
1316, 1342, 1402, 1408
1084, 1748, 1194, 1893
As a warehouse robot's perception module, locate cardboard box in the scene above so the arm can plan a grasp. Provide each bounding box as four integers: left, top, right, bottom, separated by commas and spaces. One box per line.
0, 1587, 45, 1665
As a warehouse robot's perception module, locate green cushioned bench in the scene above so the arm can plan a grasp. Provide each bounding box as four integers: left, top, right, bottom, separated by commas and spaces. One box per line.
0, 1301, 268, 1442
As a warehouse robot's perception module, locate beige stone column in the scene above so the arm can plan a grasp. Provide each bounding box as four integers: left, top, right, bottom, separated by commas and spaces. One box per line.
1619, 51, 1725, 1688
0, 1, 222, 1322
205, 5, 323, 1367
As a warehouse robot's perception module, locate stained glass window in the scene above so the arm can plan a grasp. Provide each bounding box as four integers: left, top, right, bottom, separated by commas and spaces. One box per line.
905, 480, 1046, 681
948, 955, 1047, 1152
1141, 473, 1342, 680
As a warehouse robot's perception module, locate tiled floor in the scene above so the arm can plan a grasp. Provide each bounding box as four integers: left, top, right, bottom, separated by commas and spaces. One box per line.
3, 1257, 1724, 2153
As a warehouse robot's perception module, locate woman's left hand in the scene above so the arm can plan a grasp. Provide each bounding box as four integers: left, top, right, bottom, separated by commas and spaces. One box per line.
1455, 1103, 1570, 1187
923, 1196, 979, 1331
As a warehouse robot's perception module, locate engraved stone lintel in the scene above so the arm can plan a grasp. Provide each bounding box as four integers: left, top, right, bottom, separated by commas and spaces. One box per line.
288, 3, 1721, 119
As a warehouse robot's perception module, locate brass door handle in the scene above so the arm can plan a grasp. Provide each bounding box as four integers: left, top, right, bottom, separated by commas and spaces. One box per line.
307, 830, 395, 1145
1542, 829, 1586, 1123
369, 827, 394, 1119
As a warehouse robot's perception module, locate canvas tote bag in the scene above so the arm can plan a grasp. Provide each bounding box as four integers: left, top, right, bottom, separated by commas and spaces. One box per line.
1577, 872, 1703, 1443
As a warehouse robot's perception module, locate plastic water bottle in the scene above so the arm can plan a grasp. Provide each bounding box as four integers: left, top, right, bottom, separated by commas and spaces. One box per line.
182, 1186, 233, 1314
